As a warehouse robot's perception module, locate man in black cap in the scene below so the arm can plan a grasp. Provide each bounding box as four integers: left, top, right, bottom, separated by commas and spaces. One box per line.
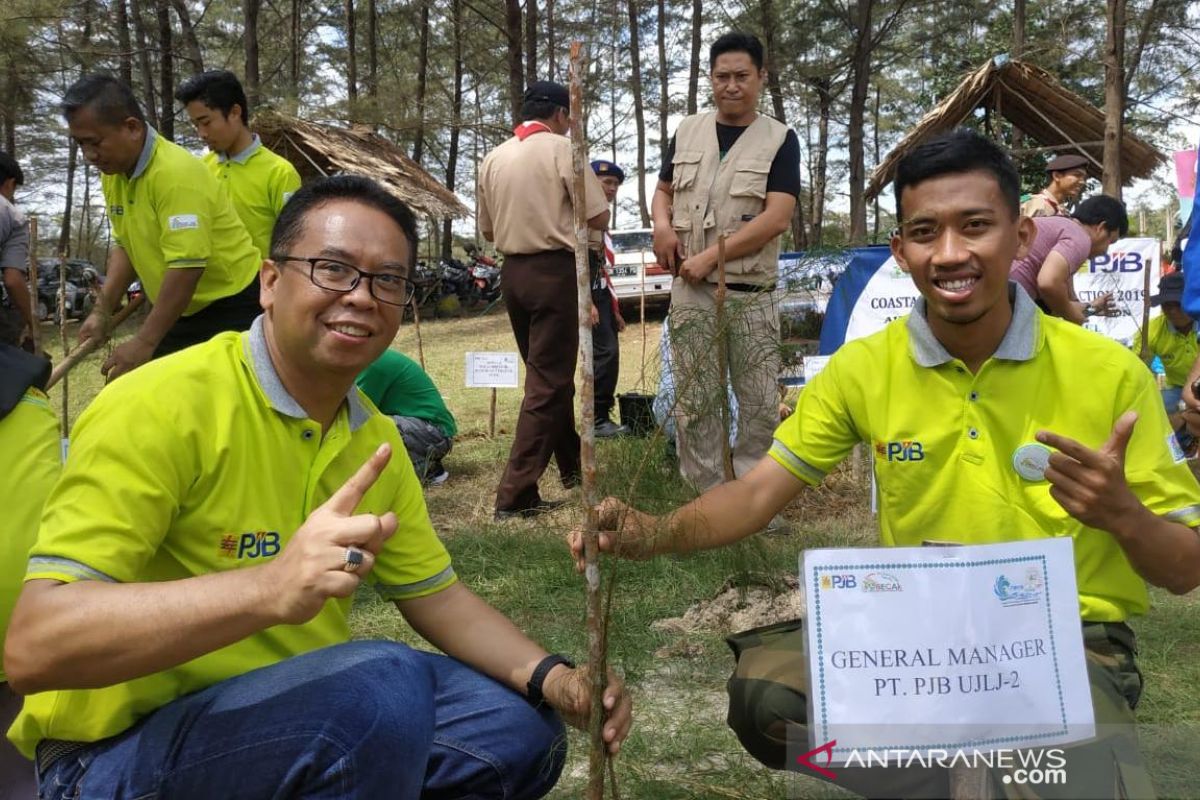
477, 81, 610, 518
1021, 153, 1090, 218
588, 159, 628, 438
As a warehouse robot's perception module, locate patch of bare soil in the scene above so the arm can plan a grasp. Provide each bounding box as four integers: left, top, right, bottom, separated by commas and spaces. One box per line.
652, 580, 805, 640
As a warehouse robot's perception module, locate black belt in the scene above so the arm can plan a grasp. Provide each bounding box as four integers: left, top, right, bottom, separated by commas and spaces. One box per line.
36, 738, 90, 774
721, 282, 776, 293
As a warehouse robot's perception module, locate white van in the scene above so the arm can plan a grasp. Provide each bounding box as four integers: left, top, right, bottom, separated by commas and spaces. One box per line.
606, 228, 672, 303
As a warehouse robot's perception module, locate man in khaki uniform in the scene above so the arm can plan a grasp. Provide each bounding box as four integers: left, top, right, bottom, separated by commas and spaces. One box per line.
1021, 153, 1089, 218
651, 32, 800, 493
477, 81, 609, 518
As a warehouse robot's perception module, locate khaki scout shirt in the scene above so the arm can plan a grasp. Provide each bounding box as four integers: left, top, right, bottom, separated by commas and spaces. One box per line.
1020, 190, 1067, 218
477, 130, 609, 255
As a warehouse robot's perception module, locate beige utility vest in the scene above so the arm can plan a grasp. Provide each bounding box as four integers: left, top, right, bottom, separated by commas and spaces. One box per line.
670, 111, 788, 286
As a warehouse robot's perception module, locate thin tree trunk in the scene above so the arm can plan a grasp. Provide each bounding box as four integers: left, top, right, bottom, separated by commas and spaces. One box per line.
525, 0, 538, 83
504, 0, 525, 126
546, 0, 556, 80
346, 0, 358, 112
686, 0, 700, 115
77, 162, 92, 259
289, 0, 301, 112
115, 0, 134, 85
156, 0, 174, 140
129, 0, 158, 126
59, 141, 78, 256
847, 0, 873, 245
441, 0, 464, 260
810, 77, 831, 246
170, 0, 203, 72
412, 0, 430, 163
1102, 0, 1126, 198
760, 0, 805, 246
655, 0, 668, 167
244, 0, 260, 107
872, 83, 881, 241
628, 0, 650, 226
1011, 0, 1025, 150
367, 0, 378, 101
2, 61, 16, 156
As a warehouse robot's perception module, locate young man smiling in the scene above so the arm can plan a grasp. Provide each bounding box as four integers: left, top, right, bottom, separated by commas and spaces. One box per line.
572, 129, 1200, 798
6, 176, 630, 798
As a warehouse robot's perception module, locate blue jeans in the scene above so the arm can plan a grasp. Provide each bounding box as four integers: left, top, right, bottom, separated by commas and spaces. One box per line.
37, 641, 565, 800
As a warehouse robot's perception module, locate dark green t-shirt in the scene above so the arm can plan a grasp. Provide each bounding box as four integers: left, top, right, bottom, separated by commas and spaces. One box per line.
356, 349, 458, 438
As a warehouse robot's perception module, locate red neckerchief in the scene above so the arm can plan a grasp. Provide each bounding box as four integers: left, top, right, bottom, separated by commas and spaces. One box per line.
514, 121, 554, 140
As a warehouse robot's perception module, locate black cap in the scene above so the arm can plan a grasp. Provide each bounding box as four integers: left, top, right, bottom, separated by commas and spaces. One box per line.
1046, 154, 1089, 173
523, 80, 570, 110
1151, 271, 1185, 306
590, 160, 625, 183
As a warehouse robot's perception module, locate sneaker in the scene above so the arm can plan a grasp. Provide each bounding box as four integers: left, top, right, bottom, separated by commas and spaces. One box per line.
494, 498, 568, 521
594, 419, 630, 438
426, 467, 450, 486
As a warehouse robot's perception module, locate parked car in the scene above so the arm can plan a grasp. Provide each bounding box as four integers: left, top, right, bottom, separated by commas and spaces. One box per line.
35, 258, 99, 322
607, 228, 672, 304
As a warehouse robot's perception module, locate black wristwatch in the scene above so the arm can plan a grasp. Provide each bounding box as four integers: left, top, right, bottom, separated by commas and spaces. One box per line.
527, 654, 575, 705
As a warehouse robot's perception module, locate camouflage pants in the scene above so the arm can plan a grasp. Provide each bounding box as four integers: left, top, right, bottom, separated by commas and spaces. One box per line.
726, 619, 1154, 799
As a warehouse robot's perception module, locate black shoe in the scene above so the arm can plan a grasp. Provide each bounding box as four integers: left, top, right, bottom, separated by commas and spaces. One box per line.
594, 419, 630, 438
561, 472, 582, 489
494, 498, 567, 520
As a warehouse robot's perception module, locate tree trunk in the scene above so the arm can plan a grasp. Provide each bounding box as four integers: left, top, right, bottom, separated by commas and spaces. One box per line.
847, 0, 873, 245
686, 0, 701, 115
1011, 0, 1025, 150
129, 0, 158, 126
3, 61, 16, 156
412, 0, 430, 163
1102, 0, 1125, 198
545, 0, 555, 80
289, 0, 301, 112
115, 0, 134, 86
655, 0, 668, 167
367, 0, 378, 101
156, 0, 174, 140
810, 77, 832, 246
760, 0, 804, 247
628, 0, 650, 226
872, 83, 881, 241
504, 0, 525, 126
244, 0, 260, 107
170, 0, 203, 72
525, 0, 538, 83
346, 0, 358, 112
59, 141, 78, 256
442, 0, 464, 260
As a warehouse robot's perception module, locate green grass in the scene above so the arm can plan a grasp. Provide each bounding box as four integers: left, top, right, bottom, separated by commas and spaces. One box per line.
37, 308, 1200, 799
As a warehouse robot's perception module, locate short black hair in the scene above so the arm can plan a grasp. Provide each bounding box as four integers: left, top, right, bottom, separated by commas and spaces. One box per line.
175, 70, 251, 124
709, 32, 765, 71
61, 73, 146, 126
0, 151, 23, 186
270, 175, 418, 267
893, 128, 1021, 220
1073, 195, 1129, 237
520, 100, 563, 122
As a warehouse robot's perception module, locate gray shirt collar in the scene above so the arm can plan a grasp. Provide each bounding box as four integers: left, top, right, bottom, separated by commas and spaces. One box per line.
219, 134, 263, 165
129, 126, 158, 179
245, 315, 371, 431
905, 282, 1040, 368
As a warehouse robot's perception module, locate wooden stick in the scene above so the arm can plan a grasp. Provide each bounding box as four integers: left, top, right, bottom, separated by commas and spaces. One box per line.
489, 387, 497, 438
715, 234, 734, 483
569, 40, 608, 800
1139, 255, 1152, 361
639, 249, 647, 391
46, 294, 145, 390
411, 298, 427, 370
58, 251, 69, 436
28, 217, 40, 355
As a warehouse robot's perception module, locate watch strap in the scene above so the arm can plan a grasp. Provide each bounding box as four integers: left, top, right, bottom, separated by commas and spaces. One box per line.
527, 654, 575, 705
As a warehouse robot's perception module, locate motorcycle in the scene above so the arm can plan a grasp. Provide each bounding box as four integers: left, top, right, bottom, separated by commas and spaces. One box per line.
462, 243, 502, 308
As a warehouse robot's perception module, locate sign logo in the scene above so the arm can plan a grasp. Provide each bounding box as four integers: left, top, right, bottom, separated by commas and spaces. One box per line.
796, 739, 838, 780
820, 574, 857, 590
861, 572, 902, 592
168, 213, 200, 230
993, 568, 1043, 607
875, 440, 925, 462
219, 530, 281, 560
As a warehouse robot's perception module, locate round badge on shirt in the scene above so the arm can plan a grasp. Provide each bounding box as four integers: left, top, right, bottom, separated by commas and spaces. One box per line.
1012, 443, 1052, 482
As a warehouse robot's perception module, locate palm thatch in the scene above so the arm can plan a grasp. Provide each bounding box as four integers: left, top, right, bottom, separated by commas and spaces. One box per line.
252, 110, 469, 219
865, 56, 1165, 201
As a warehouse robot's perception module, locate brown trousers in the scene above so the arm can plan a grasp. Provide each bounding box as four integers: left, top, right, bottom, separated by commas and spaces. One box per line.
495, 251, 580, 511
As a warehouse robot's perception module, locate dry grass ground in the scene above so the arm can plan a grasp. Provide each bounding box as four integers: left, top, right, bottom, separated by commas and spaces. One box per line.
38, 307, 1200, 799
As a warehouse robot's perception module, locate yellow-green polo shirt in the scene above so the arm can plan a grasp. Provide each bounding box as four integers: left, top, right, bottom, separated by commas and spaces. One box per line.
1131, 314, 1199, 388
770, 286, 1200, 623
8, 317, 456, 758
0, 388, 60, 684
102, 127, 262, 316
203, 135, 302, 259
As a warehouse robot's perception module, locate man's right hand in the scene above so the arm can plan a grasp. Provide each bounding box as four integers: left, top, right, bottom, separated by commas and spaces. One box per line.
652, 226, 686, 275
568, 497, 659, 571
78, 309, 110, 348
268, 443, 398, 624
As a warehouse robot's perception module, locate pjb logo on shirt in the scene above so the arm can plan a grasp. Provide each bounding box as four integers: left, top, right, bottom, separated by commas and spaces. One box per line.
875, 440, 925, 462
219, 530, 281, 559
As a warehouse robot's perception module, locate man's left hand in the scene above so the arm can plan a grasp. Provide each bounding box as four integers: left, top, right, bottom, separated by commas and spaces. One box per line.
542, 663, 633, 755
1037, 411, 1141, 531
614, 312, 626, 333
102, 334, 156, 382
679, 251, 717, 284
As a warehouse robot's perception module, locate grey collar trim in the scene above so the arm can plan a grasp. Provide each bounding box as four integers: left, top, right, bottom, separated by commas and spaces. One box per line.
245, 315, 371, 431
130, 126, 158, 179
906, 282, 1039, 368
220, 134, 262, 165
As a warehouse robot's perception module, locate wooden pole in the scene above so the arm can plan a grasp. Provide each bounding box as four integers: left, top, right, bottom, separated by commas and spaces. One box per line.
27, 217, 40, 355
569, 41, 608, 800
411, 298, 427, 370
57, 252, 69, 436
639, 248, 647, 390
1139, 252, 1152, 361
46, 294, 145, 390
715, 234, 734, 482
489, 387, 497, 438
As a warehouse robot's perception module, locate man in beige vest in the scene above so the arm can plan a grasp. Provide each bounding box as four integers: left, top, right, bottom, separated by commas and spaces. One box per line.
1021, 153, 1089, 218
651, 32, 800, 493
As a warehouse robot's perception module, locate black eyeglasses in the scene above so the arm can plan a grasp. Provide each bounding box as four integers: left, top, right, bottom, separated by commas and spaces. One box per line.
273, 255, 416, 306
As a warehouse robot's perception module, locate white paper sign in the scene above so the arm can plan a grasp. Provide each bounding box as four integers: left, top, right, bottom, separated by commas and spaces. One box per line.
803, 539, 1094, 763
803, 356, 831, 383
465, 352, 519, 388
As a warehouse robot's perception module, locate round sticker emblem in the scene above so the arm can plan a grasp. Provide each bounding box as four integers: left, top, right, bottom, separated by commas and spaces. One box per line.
1012, 443, 1052, 482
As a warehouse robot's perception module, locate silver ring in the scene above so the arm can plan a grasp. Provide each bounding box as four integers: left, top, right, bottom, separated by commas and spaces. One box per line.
343, 547, 365, 573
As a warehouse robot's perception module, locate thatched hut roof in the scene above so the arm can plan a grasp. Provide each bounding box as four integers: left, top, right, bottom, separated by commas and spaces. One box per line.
865, 57, 1165, 201
253, 111, 469, 219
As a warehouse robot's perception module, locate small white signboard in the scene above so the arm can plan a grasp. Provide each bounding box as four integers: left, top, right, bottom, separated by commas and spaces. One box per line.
803, 356, 831, 384
803, 538, 1094, 763
465, 352, 519, 388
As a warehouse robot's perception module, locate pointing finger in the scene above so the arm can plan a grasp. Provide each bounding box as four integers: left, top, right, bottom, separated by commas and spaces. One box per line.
323, 443, 392, 515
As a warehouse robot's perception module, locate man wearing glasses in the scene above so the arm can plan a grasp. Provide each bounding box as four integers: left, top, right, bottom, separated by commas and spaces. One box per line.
5, 175, 631, 798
